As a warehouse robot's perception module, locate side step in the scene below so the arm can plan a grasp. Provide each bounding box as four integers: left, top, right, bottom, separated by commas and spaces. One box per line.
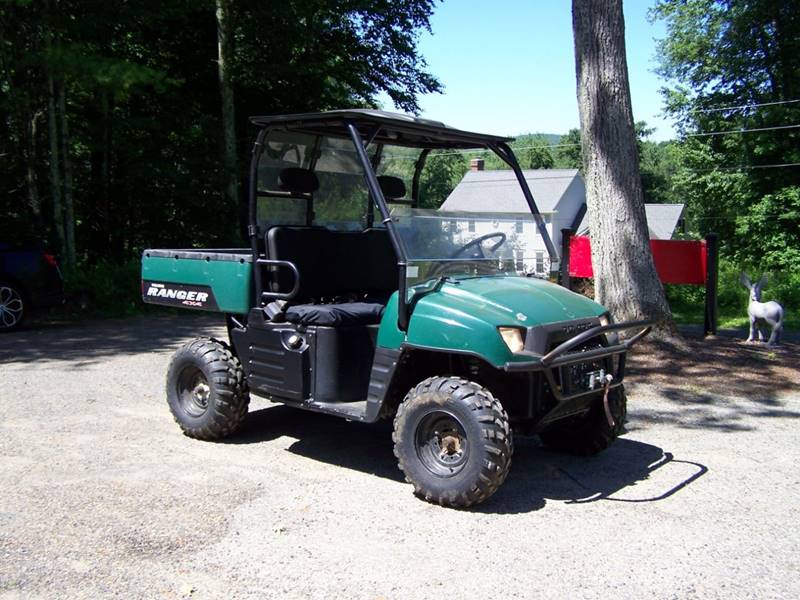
303, 400, 369, 421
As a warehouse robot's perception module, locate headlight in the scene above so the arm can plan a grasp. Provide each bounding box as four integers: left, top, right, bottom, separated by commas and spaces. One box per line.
498, 327, 525, 353
598, 313, 618, 343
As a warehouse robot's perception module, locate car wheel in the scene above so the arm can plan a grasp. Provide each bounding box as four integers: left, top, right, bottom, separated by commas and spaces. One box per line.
166, 338, 249, 440
393, 376, 513, 508
0, 283, 25, 332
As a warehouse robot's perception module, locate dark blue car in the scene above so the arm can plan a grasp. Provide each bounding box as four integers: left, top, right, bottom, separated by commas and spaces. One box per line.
0, 244, 65, 332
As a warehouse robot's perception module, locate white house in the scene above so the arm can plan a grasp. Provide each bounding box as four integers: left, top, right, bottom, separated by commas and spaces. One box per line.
440, 161, 684, 275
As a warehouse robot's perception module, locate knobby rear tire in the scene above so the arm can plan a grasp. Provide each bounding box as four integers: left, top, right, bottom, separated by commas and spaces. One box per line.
166, 338, 249, 441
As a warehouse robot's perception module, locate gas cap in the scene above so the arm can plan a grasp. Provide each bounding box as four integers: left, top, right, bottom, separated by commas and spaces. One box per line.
286, 333, 303, 349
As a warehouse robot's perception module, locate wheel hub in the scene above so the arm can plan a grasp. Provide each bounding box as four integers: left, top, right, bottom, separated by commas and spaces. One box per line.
416, 412, 470, 477
437, 431, 463, 459
0, 286, 23, 329
177, 366, 211, 417
192, 381, 210, 408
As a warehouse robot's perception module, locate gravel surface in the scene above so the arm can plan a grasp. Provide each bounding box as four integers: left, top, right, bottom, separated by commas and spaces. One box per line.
1, 314, 798, 599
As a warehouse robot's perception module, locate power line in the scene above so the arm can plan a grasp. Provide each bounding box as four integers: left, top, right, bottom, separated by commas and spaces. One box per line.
685, 162, 800, 172
685, 123, 800, 137
689, 98, 800, 114
460, 175, 579, 184
386, 142, 582, 161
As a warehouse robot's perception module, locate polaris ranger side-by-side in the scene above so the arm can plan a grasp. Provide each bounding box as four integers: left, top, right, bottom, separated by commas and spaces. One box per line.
142, 110, 651, 508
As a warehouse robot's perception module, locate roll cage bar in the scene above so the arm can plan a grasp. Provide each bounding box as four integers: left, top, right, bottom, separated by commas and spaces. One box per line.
247, 110, 558, 331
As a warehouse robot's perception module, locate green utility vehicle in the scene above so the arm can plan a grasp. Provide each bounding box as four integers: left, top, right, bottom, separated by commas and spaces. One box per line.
142, 110, 651, 508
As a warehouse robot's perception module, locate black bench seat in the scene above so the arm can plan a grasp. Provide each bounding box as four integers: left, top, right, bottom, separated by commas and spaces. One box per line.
265, 226, 399, 327
284, 301, 386, 326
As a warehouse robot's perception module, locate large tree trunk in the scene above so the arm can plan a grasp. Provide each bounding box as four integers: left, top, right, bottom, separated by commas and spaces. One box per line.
58, 83, 76, 268
572, 0, 675, 337
216, 0, 239, 236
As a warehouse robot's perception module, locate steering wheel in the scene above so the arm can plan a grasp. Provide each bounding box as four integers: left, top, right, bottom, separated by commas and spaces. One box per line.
449, 232, 507, 259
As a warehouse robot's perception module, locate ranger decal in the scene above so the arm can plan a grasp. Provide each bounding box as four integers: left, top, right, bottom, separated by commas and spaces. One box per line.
142, 281, 219, 310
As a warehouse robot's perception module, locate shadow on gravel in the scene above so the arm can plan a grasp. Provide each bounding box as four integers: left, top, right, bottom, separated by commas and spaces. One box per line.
627, 334, 800, 430
228, 407, 707, 514
0, 314, 225, 365
476, 437, 707, 515
226, 405, 403, 482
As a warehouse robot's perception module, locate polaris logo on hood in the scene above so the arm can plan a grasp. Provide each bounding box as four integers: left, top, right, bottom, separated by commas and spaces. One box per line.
142, 281, 219, 310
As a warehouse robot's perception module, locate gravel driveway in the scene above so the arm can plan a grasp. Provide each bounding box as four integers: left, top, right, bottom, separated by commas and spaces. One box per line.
1, 314, 798, 599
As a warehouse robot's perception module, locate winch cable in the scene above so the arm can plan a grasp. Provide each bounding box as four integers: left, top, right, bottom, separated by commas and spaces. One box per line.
602, 374, 615, 427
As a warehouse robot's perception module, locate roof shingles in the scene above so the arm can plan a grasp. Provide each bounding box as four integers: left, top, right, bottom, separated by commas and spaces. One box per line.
440, 169, 580, 213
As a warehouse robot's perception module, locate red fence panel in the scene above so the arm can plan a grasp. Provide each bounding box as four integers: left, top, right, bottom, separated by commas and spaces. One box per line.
568, 235, 594, 278
651, 239, 707, 284
568, 235, 707, 285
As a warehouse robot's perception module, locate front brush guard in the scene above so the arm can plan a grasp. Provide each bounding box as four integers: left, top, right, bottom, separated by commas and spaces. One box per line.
503, 319, 653, 403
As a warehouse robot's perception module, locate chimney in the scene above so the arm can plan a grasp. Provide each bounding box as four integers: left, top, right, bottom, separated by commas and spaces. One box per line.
470, 158, 484, 172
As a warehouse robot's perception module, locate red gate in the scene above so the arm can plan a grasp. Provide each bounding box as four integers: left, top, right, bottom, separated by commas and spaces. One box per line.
560, 231, 719, 335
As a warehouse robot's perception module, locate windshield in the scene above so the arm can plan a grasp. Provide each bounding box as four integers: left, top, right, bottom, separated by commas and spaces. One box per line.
254, 129, 555, 299
391, 207, 553, 294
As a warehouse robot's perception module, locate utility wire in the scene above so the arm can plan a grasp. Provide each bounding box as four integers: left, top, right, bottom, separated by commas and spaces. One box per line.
459, 175, 579, 183
387, 142, 582, 161
689, 98, 800, 114
686, 162, 800, 172
684, 123, 800, 137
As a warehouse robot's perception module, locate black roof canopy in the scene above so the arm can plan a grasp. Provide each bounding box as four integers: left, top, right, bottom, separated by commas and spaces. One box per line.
249, 109, 513, 149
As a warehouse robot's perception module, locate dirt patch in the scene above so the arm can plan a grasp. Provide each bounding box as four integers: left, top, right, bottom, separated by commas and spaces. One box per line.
626, 332, 799, 405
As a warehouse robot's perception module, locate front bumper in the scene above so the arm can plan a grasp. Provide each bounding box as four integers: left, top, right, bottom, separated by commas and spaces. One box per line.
503, 319, 653, 402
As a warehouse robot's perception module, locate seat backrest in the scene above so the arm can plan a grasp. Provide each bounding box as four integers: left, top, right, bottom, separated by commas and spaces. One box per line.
377, 175, 406, 201
266, 227, 398, 302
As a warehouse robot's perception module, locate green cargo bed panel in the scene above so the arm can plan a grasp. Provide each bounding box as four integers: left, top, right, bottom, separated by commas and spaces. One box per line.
141, 249, 253, 313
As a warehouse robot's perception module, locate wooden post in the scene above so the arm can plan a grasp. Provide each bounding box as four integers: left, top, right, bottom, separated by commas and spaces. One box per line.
704, 232, 718, 336
560, 228, 572, 289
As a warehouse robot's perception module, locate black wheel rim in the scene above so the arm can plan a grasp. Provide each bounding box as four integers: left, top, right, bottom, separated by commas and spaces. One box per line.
177, 366, 211, 418
414, 410, 470, 478
0, 286, 23, 330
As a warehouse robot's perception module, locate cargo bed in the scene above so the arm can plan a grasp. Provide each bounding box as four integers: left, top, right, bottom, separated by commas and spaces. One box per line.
141, 248, 253, 313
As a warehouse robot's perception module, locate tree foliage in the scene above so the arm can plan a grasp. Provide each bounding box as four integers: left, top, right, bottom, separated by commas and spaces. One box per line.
0, 0, 440, 263
652, 0, 800, 277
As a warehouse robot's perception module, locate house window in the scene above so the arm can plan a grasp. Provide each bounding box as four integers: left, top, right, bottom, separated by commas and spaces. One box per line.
536, 251, 545, 274
468, 220, 475, 233
515, 219, 523, 234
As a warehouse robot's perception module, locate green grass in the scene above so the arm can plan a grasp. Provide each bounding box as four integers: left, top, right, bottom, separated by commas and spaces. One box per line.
669, 302, 798, 331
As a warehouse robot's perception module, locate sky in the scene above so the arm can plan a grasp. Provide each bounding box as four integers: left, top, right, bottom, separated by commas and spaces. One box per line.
381, 0, 675, 142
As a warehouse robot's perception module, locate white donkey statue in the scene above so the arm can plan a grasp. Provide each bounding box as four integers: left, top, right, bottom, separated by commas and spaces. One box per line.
740, 272, 784, 346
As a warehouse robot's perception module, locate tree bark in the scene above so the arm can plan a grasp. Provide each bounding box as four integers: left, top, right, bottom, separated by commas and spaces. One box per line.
45, 0, 66, 258
572, 0, 675, 336
23, 108, 43, 226
58, 83, 76, 268
47, 73, 65, 259
88, 89, 113, 262
216, 0, 239, 233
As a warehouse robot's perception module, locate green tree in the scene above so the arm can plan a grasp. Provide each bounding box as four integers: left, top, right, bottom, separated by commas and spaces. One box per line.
652, 0, 800, 273
419, 152, 468, 208
521, 134, 555, 169
555, 128, 582, 169
0, 0, 441, 267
